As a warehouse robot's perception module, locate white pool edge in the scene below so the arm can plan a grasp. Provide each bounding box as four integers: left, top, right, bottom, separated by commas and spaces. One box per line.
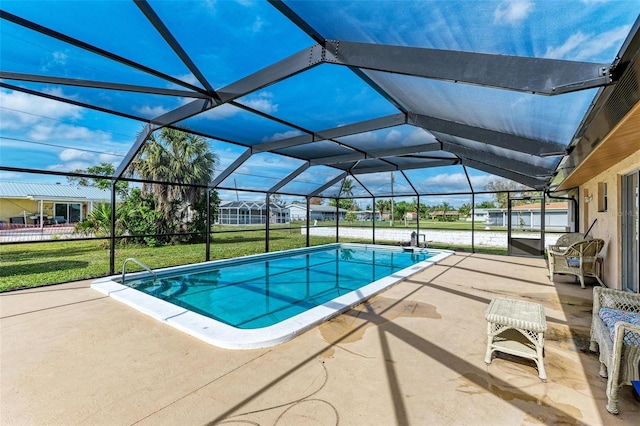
91, 244, 454, 350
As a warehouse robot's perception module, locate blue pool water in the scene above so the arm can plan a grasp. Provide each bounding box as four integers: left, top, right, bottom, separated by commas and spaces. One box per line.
128, 245, 433, 329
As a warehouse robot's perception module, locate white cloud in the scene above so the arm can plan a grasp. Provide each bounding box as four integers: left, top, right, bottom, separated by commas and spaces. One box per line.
0, 88, 82, 130
262, 129, 304, 142
341, 131, 378, 144
425, 173, 469, 188
98, 152, 123, 163
28, 122, 111, 142
200, 103, 240, 120
251, 16, 264, 33
134, 104, 170, 118
0, 170, 23, 180
470, 174, 494, 189
384, 129, 402, 143
494, 0, 534, 24
166, 73, 201, 90
243, 91, 278, 114
59, 148, 93, 162
544, 25, 631, 61
41, 50, 69, 72
0, 88, 130, 173
47, 160, 94, 172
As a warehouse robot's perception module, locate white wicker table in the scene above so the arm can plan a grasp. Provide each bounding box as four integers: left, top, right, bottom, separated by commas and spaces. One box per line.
484, 298, 547, 381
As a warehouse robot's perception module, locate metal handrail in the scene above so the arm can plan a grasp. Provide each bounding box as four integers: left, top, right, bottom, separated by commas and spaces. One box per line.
122, 258, 157, 285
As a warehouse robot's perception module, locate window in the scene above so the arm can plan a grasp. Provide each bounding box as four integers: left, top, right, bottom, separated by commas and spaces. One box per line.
54, 203, 81, 224
598, 182, 608, 212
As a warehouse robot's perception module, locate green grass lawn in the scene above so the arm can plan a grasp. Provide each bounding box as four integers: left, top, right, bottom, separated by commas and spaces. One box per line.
0, 226, 508, 292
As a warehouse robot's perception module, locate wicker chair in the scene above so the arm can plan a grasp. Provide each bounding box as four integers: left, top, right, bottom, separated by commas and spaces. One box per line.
590, 287, 640, 414
548, 238, 605, 289
548, 232, 591, 252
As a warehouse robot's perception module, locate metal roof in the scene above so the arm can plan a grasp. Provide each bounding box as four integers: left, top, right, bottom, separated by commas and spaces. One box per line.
1, 1, 639, 199
0, 181, 112, 201
220, 201, 286, 210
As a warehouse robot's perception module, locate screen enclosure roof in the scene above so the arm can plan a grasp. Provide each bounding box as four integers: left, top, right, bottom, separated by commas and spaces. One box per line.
1, 1, 639, 199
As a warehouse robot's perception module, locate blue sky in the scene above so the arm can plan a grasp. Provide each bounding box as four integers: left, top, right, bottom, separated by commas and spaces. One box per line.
0, 0, 637, 206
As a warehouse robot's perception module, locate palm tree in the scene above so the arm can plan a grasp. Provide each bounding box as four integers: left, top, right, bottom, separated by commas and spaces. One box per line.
128, 127, 217, 236
339, 177, 357, 210
376, 199, 389, 222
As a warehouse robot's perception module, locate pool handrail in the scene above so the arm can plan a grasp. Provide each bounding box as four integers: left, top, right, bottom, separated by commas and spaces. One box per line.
122, 258, 157, 285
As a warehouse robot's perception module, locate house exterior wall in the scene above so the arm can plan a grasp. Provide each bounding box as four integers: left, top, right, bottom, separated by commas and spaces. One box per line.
0, 198, 38, 223
288, 205, 346, 221
580, 149, 640, 289
0, 198, 89, 225
289, 205, 307, 221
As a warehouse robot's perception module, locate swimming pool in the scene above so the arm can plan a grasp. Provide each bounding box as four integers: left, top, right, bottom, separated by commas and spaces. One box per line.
92, 243, 453, 349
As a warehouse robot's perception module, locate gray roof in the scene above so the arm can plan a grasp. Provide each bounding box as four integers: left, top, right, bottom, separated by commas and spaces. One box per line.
0, 182, 112, 201
220, 201, 286, 210
288, 204, 348, 213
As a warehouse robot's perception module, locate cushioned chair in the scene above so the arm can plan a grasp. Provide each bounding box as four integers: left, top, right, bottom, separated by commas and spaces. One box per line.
590, 287, 640, 414
548, 238, 605, 289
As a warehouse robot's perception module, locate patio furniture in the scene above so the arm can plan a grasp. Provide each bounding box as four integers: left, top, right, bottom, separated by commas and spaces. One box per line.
548, 238, 605, 289
589, 287, 640, 414
484, 297, 547, 381
548, 232, 591, 252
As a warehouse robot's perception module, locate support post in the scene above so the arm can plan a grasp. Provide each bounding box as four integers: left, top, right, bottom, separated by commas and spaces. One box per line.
372, 196, 376, 244
471, 192, 475, 253
265, 194, 270, 253
416, 195, 421, 247
109, 180, 116, 275
335, 199, 339, 243
206, 189, 211, 261
306, 197, 310, 247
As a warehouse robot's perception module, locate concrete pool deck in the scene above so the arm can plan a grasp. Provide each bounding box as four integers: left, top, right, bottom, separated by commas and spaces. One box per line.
2, 252, 638, 425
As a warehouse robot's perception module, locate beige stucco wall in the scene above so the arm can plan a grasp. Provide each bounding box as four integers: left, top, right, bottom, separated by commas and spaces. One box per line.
1, 199, 58, 224
0, 198, 39, 224
580, 149, 640, 289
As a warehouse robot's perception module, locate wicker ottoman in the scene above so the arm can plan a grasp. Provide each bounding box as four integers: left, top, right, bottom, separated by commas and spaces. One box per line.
484, 297, 547, 381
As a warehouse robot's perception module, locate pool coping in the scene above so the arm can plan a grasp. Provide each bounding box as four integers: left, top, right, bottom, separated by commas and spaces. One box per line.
91, 244, 454, 350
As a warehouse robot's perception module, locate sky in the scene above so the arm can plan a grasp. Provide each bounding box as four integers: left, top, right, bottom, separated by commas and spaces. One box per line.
0, 0, 637, 206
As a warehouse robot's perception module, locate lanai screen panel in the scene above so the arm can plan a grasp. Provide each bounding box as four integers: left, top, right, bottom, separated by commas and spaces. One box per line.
334, 125, 437, 152
0, 91, 140, 174
278, 165, 345, 196
403, 166, 473, 195
174, 105, 304, 147
369, 73, 598, 146
0, 3, 193, 85
1, 0, 638, 198
432, 133, 560, 172
149, 1, 313, 88
217, 152, 306, 192
275, 141, 357, 162
238, 64, 398, 132
354, 171, 414, 198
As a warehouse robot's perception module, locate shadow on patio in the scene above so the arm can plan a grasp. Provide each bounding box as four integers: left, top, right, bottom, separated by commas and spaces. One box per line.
1, 252, 638, 425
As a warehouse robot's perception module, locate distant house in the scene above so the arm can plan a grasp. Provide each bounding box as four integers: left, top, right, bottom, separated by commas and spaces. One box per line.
429, 210, 459, 220
0, 181, 111, 227
217, 201, 290, 225
403, 211, 419, 221
356, 210, 382, 221
287, 204, 347, 221
483, 202, 569, 230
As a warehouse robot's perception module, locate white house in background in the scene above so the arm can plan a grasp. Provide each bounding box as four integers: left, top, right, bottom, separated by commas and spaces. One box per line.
217, 201, 290, 225
477, 202, 569, 230
0, 181, 111, 227
356, 210, 382, 221
468, 209, 491, 222
287, 204, 347, 221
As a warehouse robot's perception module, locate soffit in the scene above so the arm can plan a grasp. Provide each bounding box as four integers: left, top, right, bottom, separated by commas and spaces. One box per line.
557, 101, 640, 191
